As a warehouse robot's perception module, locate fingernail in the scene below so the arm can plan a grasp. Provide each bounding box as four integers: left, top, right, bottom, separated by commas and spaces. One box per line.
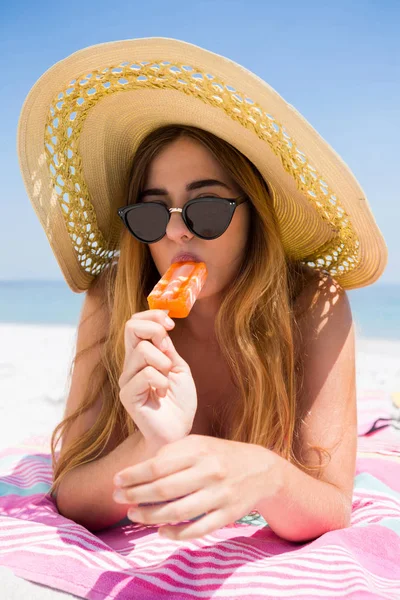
113, 490, 125, 502
165, 317, 174, 328
114, 475, 123, 486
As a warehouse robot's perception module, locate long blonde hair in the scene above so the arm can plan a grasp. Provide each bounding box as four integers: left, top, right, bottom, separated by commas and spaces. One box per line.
48, 124, 330, 499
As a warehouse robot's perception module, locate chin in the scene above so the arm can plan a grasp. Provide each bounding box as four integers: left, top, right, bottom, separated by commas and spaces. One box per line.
198, 281, 222, 300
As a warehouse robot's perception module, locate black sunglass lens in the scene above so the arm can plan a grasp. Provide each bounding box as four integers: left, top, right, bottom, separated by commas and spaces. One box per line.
186, 199, 233, 238
125, 204, 168, 242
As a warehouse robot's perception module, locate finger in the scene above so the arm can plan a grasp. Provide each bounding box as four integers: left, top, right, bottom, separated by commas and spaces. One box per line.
127, 488, 213, 526
120, 366, 169, 407
124, 485, 223, 526
158, 507, 235, 540
130, 309, 175, 334
124, 319, 170, 359
114, 450, 195, 488
124, 311, 175, 354
115, 464, 212, 505
132, 309, 175, 323
119, 340, 172, 389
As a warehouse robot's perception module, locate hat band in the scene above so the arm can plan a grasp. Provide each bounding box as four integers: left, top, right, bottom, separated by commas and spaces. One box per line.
44, 60, 360, 279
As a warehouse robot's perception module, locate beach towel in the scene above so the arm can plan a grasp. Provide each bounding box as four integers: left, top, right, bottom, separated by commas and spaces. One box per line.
1, 390, 400, 600
357, 390, 400, 455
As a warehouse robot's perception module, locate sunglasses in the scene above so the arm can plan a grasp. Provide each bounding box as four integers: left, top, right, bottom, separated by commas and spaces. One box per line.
117, 195, 248, 243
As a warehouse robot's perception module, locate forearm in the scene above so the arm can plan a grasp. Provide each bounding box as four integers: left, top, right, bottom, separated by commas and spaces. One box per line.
56, 431, 163, 532
254, 449, 352, 543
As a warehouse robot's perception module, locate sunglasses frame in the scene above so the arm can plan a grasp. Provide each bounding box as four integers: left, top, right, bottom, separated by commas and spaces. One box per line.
117, 195, 249, 243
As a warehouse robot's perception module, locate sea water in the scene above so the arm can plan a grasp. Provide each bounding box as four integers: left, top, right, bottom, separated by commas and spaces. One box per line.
0, 280, 399, 340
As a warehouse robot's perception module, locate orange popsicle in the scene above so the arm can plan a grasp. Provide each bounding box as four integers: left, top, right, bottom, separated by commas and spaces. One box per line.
147, 261, 208, 318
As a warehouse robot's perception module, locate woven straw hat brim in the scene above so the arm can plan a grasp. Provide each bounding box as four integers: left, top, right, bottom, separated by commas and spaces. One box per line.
17, 37, 388, 292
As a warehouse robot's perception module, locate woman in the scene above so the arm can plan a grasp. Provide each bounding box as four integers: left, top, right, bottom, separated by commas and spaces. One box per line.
17, 38, 387, 543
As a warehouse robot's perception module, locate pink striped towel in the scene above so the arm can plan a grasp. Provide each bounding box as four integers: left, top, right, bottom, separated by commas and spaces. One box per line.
0, 434, 399, 599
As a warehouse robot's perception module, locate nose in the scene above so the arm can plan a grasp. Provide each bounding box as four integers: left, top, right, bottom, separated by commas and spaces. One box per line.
165, 209, 194, 241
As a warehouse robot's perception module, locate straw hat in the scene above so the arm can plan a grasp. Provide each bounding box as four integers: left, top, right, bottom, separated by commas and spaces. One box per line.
17, 37, 387, 292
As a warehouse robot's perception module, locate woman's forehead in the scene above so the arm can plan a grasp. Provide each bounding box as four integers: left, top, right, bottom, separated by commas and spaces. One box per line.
145, 141, 235, 189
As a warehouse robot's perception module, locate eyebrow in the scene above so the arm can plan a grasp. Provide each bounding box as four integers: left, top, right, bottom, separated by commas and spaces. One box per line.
138, 179, 231, 200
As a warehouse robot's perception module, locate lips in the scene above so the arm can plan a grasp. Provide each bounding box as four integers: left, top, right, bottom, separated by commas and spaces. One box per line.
171, 252, 203, 264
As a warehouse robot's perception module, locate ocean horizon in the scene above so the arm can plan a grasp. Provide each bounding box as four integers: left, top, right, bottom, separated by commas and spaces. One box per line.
1, 279, 399, 340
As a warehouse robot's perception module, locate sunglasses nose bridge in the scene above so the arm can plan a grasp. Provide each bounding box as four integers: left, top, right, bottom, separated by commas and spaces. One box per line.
166, 206, 193, 238
168, 207, 186, 226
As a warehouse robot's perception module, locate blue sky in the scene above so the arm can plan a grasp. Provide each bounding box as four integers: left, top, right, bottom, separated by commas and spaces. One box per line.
1, 0, 399, 283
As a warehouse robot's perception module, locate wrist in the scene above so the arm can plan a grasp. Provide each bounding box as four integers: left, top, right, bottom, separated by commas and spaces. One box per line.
140, 432, 187, 456
140, 436, 167, 457
253, 446, 286, 514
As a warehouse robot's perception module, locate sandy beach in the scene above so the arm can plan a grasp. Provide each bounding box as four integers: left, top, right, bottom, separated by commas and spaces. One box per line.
0, 324, 77, 452
0, 322, 399, 453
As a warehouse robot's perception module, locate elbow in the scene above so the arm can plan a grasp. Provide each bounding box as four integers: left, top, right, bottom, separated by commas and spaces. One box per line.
276, 496, 353, 544
52, 478, 90, 528
55, 501, 122, 532
340, 498, 353, 530
54, 481, 130, 532
335, 489, 353, 530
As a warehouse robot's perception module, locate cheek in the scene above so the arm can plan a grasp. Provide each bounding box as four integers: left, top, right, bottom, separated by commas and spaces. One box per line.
148, 243, 168, 276
207, 211, 249, 267
226, 209, 250, 255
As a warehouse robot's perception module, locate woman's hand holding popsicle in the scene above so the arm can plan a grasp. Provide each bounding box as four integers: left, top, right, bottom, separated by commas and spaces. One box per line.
118, 310, 198, 450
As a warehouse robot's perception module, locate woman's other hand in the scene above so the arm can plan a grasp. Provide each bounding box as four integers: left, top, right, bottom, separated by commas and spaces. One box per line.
112, 435, 280, 540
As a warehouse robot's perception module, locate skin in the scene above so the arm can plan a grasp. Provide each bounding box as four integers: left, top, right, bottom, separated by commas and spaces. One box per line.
111, 138, 357, 542
140, 136, 250, 342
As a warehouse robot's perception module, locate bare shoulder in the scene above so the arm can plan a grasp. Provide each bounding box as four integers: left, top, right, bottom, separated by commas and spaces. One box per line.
291, 266, 352, 346
293, 265, 348, 318
292, 266, 354, 405
291, 267, 356, 502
